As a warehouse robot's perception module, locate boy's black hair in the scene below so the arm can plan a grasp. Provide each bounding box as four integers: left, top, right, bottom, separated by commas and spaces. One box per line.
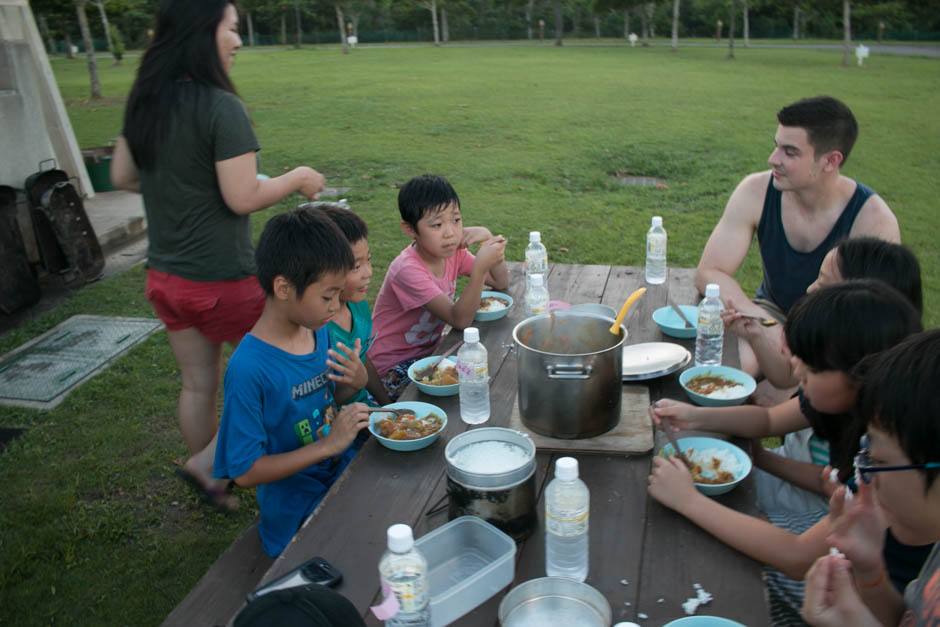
777, 95, 859, 165
255, 207, 354, 297
855, 329, 940, 489
835, 237, 923, 315
398, 174, 460, 231
312, 203, 369, 244
785, 279, 921, 374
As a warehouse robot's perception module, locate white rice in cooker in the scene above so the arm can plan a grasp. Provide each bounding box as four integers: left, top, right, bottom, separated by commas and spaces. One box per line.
449, 441, 529, 474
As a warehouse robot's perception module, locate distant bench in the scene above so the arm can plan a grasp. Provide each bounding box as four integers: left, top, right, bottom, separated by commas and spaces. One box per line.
161, 517, 271, 627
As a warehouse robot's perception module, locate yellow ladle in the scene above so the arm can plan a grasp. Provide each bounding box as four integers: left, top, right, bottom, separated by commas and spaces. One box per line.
609, 287, 647, 335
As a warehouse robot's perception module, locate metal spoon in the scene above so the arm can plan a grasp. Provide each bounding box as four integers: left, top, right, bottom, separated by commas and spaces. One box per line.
651, 405, 691, 467
736, 313, 779, 327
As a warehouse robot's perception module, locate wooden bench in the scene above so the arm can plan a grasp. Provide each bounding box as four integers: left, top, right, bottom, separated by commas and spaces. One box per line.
161, 518, 272, 627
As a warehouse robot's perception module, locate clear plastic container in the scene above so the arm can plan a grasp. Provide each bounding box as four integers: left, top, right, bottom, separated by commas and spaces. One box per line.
457, 327, 490, 424
695, 283, 724, 366
414, 516, 516, 627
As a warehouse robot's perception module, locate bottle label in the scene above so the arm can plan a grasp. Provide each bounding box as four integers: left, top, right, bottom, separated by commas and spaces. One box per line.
457, 361, 488, 382
697, 312, 723, 335
546, 509, 589, 536
382, 574, 428, 613
647, 238, 666, 258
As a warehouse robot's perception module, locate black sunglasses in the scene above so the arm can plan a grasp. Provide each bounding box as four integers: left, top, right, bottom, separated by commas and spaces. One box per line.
854, 435, 940, 484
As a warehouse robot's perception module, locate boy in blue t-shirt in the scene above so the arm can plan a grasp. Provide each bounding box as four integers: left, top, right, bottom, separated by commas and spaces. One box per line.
319, 204, 391, 408
214, 207, 372, 557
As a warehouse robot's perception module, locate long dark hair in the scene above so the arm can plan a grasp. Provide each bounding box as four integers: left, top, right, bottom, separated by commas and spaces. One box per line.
123, 0, 237, 170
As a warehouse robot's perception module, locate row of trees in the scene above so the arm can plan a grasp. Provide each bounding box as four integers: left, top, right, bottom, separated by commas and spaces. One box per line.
30, 0, 937, 98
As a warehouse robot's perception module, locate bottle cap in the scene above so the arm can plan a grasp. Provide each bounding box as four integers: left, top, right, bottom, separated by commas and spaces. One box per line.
529, 231, 541, 243
529, 274, 544, 287
651, 216, 662, 227
463, 327, 480, 343
555, 456, 579, 480
705, 283, 720, 298
387, 524, 414, 553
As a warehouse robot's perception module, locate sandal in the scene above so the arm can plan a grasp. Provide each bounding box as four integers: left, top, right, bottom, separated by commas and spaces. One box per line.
174, 467, 239, 514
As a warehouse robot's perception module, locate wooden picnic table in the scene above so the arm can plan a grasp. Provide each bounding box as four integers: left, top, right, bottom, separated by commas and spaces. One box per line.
257, 262, 770, 626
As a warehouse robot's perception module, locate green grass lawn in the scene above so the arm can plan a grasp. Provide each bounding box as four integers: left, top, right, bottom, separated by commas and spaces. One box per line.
1, 43, 937, 625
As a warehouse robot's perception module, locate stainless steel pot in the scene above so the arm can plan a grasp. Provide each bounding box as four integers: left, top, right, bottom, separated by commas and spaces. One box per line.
444, 428, 537, 542
512, 311, 626, 439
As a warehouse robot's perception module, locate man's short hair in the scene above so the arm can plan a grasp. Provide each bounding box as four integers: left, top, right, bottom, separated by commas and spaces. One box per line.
398, 174, 460, 231
314, 203, 369, 245
255, 207, 354, 297
855, 329, 940, 489
777, 95, 859, 165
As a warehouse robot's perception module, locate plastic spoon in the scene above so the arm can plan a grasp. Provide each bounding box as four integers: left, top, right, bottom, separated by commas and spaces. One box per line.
609, 287, 647, 336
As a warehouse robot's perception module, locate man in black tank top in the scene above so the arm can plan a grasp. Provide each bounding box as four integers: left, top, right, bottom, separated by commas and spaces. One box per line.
694, 96, 900, 399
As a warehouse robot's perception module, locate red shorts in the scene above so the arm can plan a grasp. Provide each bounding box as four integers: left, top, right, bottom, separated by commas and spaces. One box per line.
145, 268, 265, 344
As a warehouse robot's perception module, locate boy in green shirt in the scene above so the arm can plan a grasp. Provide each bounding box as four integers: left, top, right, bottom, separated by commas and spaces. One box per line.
320, 204, 391, 408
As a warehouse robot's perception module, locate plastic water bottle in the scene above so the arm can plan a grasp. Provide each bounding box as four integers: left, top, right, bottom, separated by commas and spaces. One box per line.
525, 231, 548, 280
524, 274, 549, 317
645, 216, 667, 285
457, 327, 490, 424
695, 283, 724, 366
379, 524, 430, 627
545, 456, 589, 582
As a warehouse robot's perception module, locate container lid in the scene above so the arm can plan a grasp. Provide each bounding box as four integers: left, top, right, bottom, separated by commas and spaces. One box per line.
651, 216, 662, 227
529, 231, 541, 243
463, 327, 480, 343
705, 283, 720, 298
555, 457, 579, 480
387, 524, 414, 553
445, 428, 535, 488
529, 274, 544, 287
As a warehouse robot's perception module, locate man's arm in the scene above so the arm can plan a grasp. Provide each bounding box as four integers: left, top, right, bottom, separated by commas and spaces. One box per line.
695, 172, 769, 313
850, 195, 901, 243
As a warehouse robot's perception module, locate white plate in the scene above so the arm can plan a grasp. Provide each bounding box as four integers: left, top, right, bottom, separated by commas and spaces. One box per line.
622, 342, 692, 381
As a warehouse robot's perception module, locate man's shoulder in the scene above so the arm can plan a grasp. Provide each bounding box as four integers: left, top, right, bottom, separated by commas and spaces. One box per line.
737, 170, 773, 197
721, 170, 772, 223
848, 180, 900, 242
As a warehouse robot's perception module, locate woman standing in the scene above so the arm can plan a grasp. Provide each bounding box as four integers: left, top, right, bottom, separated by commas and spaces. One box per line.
112, 0, 324, 510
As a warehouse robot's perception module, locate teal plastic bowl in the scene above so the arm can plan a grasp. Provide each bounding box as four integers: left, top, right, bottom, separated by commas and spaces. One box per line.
408, 356, 459, 397
369, 402, 447, 452
661, 436, 752, 496
652, 304, 698, 339
475, 291, 513, 322
679, 365, 756, 407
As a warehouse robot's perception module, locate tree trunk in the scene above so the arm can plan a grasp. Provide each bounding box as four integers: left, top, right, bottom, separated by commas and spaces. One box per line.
247, 11, 255, 47
728, 0, 736, 58
842, 0, 851, 66
294, 0, 302, 48
335, 4, 348, 53
553, 0, 563, 46
647, 3, 655, 38
280, 11, 287, 45
640, 7, 649, 45
429, 0, 440, 46
594, 16, 600, 38
39, 14, 56, 54
95, 1, 112, 52
441, 6, 449, 42
75, 0, 101, 99
793, 5, 800, 40
671, 0, 680, 51
743, 0, 749, 47
526, 0, 534, 40
63, 18, 74, 59
624, 9, 630, 40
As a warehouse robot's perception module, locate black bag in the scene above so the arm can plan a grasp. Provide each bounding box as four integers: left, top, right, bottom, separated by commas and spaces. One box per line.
24, 160, 70, 274
233, 584, 366, 627
0, 186, 41, 314
39, 181, 105, 282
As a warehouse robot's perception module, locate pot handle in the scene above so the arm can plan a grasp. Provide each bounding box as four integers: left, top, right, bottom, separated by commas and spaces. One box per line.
544, 364, 593, 379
